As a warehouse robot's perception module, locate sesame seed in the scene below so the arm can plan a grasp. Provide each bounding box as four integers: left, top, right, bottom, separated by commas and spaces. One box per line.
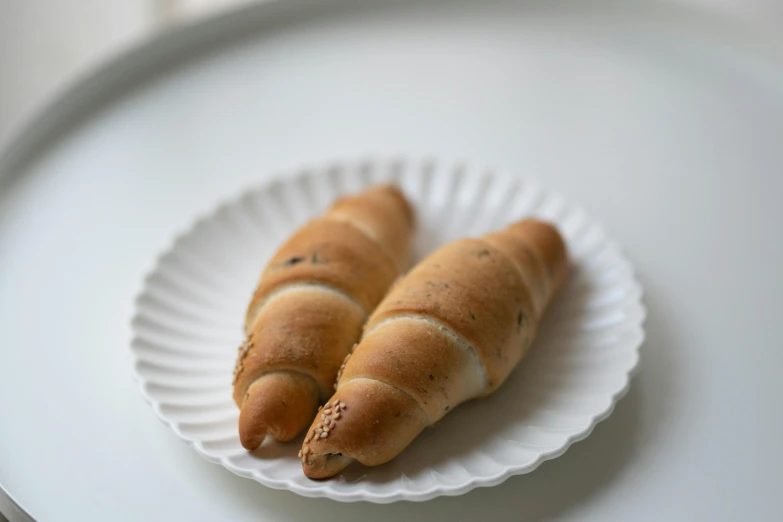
328, 419, 336, 428
315, 428, 323, 434
298, 450, 302, 458
320, 432, 328, 438
339, 401, 346, 409
333, 412, 341, 419
333, 383, 338, 390
323, 408, 331, 415
304, 437, 311, 444
317, 423, 323, 429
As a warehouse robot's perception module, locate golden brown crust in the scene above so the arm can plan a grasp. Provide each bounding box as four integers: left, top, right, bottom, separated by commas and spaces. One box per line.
244, 219, 398, 330
234, 286, 366, 404
302, 218, 569, 478
372, 185, 415, 229
326, 185, 414, 271
301, 379, 429, 478
234, 185, 414, 449
343, 317, 484, 422
239, 372, 319, 448
365, 238, 537, 391
507, 219, 569, 291
481, 231, 549, 319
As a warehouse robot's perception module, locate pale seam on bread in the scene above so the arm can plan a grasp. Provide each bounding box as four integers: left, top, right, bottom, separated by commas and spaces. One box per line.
341, 377, 431, 421
241, 284, 367, 403
352, 314, 489, 395
323, 212, 402, 271
479, 237, 550, 313
238, 368, 320, 406
246, 281, 368, 331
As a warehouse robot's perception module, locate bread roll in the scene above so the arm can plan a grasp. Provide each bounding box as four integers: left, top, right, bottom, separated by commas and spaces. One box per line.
300, 219, 568, 478
232, 185, 414, 449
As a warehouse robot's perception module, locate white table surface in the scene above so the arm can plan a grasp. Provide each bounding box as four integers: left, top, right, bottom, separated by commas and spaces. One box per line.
1, 0, 783, 520
3, 0, 783, 143
0, 0, 256, 145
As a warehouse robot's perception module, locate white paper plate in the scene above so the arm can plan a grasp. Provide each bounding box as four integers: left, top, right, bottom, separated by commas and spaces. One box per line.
130, 158, 645, 503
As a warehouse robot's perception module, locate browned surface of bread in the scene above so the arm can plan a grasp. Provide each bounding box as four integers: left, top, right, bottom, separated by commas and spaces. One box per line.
343, 318, 484, 421
481, 230, 549, 318
244, 219, 398, 330
327, 185, 414, 271
364, 238, 537, 393
234, 286, 366, 403
298, 380, 429, 479
301, 218, 568, 478
239, 372, 319, 449
508, 219, 569, 290
233, 185, 413, 449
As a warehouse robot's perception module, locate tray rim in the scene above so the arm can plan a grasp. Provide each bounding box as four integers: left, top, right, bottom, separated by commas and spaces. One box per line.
0, 0, 408, 188
3, 0, 783, 188
2, 0, 782, 517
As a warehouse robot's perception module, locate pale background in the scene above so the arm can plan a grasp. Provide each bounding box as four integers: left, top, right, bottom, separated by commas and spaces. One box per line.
1, 1, 783, 521
1, 0, 783, 145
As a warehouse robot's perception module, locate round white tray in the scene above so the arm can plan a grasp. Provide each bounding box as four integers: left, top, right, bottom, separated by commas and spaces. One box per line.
2, 0, 783, 520
130, 160, 644, 502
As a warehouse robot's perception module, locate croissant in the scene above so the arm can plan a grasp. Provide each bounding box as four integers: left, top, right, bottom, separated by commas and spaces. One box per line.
232, 185, 414, 450
300, 219, 568, 478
